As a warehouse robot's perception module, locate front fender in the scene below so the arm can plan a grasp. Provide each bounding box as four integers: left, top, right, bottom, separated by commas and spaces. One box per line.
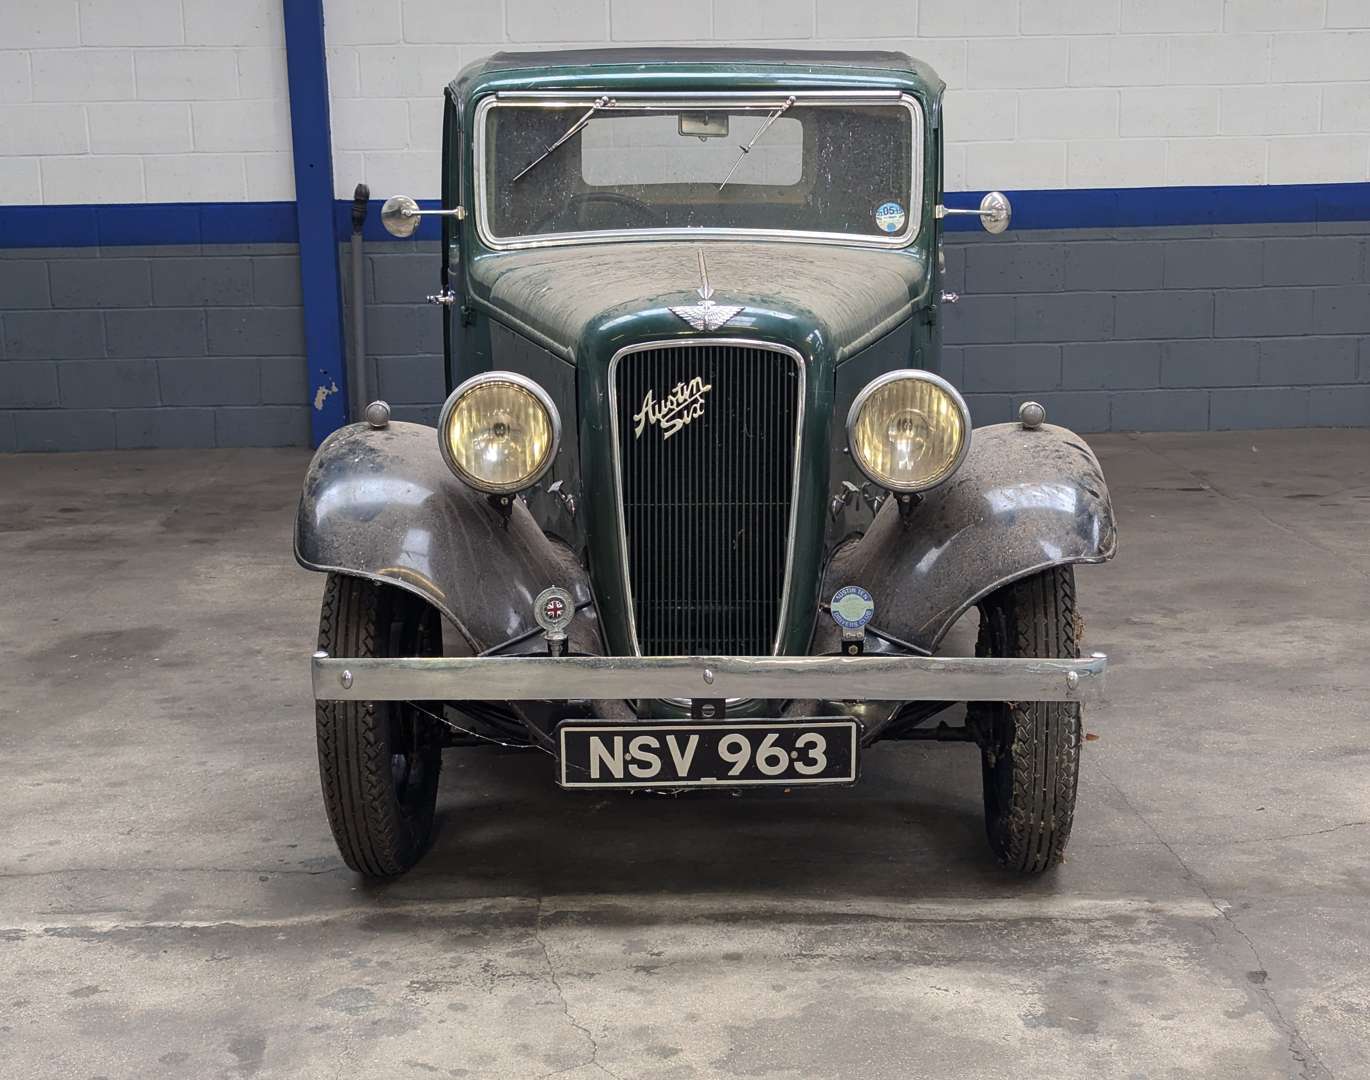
295, 421, 599, 655
816, 422, 1117, 655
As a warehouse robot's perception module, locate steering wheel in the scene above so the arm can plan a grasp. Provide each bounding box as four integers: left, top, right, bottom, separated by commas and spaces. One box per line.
533, 191, 666, 232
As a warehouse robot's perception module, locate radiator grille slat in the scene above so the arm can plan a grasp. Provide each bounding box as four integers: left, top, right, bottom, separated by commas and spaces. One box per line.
614, 342, 800, 656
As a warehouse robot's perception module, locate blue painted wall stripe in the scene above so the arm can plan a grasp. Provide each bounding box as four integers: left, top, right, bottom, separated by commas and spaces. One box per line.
0, 201, 298, 248
282, 0, 349, 447
942, 182, 1370, 231
2, 183, 1367, 249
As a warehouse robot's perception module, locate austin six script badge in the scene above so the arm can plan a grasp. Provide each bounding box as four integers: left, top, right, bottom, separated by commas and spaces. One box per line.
634, 376, 712, 440
669, 249, 743, 332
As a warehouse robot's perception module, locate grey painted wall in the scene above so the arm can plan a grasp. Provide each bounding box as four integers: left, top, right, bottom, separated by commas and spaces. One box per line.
942, 221, 1370, 432
356, 242, 444, 429
0, 244, 309, 452
2, 223, 1368, 451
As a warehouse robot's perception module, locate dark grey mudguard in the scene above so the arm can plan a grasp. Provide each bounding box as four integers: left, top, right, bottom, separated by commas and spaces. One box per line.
299, 420, 1112, 666
295, 421, 601, 656
815, 422, 1117, 656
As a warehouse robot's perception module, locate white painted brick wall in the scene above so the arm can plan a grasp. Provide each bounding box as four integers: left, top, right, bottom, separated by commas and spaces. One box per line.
1066, 35, 1167, 86
134, 49, 240, 100
1120, 87, 1222, 137
0, 158, 43, 201
79, 0, 184, 48
41, 154, 146, 201
322, 0, 1370, 199
145, 152, 249, 200
0, 0, 293, 204
1020, 0, 1121, 38
183, 0, 285, 46
1323, 82, 1370, 130
1227, 0, 1325, 33
87, 103, 194, 154
1122, 0, 1222, 35
0, 5, 80, 49
2, 0, 1369, 205
1, 105, 89, 156
31, 49, 136, 101
1067, 138, 1168, 186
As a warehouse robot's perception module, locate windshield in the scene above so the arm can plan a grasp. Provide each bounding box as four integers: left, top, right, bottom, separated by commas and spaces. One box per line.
475, 94, 922, 248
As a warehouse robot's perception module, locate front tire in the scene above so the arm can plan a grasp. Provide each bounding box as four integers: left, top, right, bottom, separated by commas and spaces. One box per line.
972, 565, 1082, 874
315, 573, 444, 878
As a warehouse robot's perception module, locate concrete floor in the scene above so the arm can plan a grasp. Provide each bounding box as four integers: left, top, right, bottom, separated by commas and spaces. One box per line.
1, 429, 1368, 1080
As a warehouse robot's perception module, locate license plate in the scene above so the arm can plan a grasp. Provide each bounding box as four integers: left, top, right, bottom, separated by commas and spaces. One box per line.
556, 720, 858, 789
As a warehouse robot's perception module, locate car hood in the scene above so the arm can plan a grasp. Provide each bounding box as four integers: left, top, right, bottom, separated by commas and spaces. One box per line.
467, 240, 931, 365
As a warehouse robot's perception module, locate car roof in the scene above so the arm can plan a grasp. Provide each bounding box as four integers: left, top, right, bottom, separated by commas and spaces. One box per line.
450, 47, 943, 103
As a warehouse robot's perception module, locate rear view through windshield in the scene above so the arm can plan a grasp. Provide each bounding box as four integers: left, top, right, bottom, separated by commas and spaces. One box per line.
476, 96, 921, 246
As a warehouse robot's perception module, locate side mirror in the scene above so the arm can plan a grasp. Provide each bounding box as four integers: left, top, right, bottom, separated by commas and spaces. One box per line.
380, 195, 465, 238
935, 190, 1012, 235
977, 190, 1011, 234
380, 195, 422, 238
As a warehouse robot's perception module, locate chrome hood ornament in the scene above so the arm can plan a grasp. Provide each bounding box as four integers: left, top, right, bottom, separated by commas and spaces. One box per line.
670, 249, 743, 332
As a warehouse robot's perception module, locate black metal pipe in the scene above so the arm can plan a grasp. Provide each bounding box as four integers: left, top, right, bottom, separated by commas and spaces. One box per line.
348, 182, 369, 420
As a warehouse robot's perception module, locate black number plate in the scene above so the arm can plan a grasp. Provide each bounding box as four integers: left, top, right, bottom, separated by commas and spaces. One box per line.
556, 720, 858, 789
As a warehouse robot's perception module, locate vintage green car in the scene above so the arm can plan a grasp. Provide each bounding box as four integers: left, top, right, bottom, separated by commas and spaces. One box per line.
297, 48, 1116, 878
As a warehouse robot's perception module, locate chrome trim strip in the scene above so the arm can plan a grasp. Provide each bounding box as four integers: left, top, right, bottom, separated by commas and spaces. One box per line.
499, 90, 907, 102
607, 337, 807, 657
472, 92, 924, 252
312, 651, 1109, 703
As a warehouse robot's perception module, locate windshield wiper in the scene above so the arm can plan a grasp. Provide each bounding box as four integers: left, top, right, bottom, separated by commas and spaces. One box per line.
717, 96, 795, 191
511, 96, 615, 184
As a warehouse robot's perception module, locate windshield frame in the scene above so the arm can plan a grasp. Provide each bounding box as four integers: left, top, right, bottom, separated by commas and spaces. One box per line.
472, 90, 925, 251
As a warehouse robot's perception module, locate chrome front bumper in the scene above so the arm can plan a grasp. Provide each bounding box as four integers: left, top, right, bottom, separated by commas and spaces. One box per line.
311, 651, 1107, 703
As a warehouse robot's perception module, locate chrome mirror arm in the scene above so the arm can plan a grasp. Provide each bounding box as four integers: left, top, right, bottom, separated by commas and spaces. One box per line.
380, 195, 465, 238
403, 206, 466, 220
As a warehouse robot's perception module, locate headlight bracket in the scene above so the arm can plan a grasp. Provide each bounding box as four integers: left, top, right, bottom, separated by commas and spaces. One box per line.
487, 492, 514, 521
895, 490, 923, 524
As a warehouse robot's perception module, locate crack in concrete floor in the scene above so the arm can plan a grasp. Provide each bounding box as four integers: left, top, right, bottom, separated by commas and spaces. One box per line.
535, 898, 626, 1080
1096, 758, 1337, 1080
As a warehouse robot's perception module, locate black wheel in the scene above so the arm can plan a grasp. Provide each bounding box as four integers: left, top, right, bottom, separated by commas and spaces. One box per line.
972, 565, 1082, 874
315, 573, 444, 878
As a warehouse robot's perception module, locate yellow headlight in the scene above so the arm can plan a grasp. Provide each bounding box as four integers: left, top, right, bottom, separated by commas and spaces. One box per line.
439, 373, 560, 494
847, 371, 970, 492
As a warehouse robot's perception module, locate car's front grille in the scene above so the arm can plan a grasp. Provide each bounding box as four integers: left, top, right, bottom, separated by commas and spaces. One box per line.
612, 340, 802, 656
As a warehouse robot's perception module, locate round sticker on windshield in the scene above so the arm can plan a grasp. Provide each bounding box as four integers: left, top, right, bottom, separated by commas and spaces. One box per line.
830, 586, 875, 631
875, 202, 906, 234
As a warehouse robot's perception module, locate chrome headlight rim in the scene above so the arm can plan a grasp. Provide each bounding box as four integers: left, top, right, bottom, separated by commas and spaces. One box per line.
438, 370, 561, 495
845, 368, 972, 493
